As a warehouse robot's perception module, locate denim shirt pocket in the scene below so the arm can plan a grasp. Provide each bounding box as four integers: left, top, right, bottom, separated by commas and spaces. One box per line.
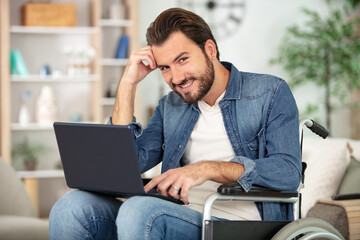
246, 128, 264, 159
246, 136, 259, 159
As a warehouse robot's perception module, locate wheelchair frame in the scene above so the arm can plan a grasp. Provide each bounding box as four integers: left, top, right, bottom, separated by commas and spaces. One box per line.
201, 119, 344, 240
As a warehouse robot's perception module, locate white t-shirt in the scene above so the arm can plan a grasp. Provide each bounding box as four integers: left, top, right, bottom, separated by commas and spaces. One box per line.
182, 92, 261, 220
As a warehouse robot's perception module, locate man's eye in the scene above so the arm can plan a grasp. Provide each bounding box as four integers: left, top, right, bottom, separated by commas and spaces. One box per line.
160, 66, 169, 71
179, 57, 188, 63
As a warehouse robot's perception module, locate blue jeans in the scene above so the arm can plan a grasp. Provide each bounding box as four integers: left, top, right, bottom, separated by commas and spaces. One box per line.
49, 190, 218, 240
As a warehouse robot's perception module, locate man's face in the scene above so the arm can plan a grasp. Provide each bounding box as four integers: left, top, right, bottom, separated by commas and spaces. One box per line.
152, 32, 215, 104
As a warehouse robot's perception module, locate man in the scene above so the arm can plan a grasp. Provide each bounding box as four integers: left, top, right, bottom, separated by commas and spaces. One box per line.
50, 8, 301, 239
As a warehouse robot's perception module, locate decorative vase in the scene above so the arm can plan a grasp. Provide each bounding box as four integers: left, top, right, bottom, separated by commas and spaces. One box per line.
108, 0, 127, 19
19, 104, 31, 125
36, 85, 58, 124
18, 90, 31, 125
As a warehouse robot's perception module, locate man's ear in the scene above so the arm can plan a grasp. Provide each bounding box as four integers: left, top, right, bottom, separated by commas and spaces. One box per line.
204, 39, 217, 60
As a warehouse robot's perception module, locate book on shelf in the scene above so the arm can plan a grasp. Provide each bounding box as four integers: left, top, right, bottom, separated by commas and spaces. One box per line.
10, 49, 29, 76
114, 34, 129, 59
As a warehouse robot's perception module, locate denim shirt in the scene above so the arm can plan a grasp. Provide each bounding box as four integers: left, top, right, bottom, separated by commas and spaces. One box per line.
122, 62, 301, 221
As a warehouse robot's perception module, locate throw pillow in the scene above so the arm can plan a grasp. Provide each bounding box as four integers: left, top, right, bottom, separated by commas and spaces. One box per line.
300, 137, 350, 216
337, 153, 360, 195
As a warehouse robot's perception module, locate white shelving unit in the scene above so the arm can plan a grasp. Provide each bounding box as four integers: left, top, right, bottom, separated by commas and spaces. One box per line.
99, 15, 131, 68
17, 169, 64, 179
11, 74, 100, 82
101, 58, 128, 66
11, 122, 53, 131
101, 97, 116, 106
0, 0, 102, 169
0, 0, 142, 166
10, 26, 98, 34
100, 19, 132, 27
0, 0, 140, 218
100, 0, 140, 121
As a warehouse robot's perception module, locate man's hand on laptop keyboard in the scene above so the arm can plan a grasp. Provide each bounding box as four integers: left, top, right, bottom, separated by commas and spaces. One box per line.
143, 162, 208, 205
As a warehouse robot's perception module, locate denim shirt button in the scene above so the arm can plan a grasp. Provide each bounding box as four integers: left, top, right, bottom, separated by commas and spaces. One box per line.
179, 145, 183, 149
234, 143, 239, 147
193, 117, 197, 121
245, 183, 249, 188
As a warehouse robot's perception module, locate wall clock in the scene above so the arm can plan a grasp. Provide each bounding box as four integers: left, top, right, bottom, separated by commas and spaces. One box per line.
181, 0, 246, 40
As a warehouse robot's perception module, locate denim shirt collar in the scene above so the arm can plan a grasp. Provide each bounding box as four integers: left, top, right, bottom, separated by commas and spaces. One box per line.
221, 61, 242, 101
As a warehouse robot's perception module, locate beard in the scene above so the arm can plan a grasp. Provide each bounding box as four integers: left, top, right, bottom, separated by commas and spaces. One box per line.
171, 53, 215, 104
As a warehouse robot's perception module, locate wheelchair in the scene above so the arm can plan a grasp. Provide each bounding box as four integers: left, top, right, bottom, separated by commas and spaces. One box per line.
201, 119, 345, 240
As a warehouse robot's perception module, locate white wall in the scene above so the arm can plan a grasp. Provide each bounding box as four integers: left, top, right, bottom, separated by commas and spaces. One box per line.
138, 0, 350, 138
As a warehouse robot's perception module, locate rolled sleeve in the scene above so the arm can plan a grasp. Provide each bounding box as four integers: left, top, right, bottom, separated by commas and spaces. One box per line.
230, 156, 257, 192
107, 117, 143, 138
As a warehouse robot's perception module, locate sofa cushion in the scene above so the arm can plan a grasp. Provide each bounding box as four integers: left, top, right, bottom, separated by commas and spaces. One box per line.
0, 216, 48, 240
337, 153, 360, 195
300, 137, 350, 216
0, 157, 36, 217
348, 139, 360, 160
306, 203, 349, 239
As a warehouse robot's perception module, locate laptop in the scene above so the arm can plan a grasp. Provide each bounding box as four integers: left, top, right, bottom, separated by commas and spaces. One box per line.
53, 122, 183, 205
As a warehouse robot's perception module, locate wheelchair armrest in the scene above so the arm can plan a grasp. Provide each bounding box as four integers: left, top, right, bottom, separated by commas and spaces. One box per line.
217, 183, 298, 198
332, 193, 360, 200
202, 183, 300, 238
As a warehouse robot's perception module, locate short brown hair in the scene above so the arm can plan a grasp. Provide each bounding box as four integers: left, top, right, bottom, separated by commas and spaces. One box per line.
146, 8, 220, 60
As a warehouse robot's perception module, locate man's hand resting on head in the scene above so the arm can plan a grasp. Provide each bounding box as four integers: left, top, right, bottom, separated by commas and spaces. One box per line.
112, 46, 157, 125
122, 46, 157, 86
144, 161, 245, 205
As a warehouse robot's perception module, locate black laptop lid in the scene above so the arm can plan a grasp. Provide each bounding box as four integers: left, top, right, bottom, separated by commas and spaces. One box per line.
53, 122, 144, 196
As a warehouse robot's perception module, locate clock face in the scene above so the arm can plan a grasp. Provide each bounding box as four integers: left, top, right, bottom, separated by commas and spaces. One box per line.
181, 0, 246, 40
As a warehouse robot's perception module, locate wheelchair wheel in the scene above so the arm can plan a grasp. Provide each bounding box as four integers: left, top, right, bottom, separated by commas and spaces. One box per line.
271, 218, 344, 240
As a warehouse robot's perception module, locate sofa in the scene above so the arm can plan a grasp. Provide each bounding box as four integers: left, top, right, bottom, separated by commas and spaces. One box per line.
0, 157, 49, 240
301, 136, 360, 240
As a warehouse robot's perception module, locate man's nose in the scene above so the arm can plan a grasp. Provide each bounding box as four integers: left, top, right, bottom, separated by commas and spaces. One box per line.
171, 68, 185, 85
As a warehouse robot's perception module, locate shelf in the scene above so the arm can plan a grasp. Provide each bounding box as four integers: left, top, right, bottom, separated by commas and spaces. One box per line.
11, 123, 53, 131
101, 58, 128, 66
0, 0, 141, 165
11, 121, 100, 131
100, 19, 132, 27
10, 26, 99, 34
102, 97, 116, 106
11, 74, 100, 83
17, 169, 64, 179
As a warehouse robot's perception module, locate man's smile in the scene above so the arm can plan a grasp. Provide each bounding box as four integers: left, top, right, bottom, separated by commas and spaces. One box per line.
180, 79, 193, 89
174, 79, 195, 93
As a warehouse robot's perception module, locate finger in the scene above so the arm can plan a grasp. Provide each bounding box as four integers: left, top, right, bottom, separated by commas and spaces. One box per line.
156, 180, 172, 197
142, 46, 157, 68
132, 48, 157, 69
140, 55, 156, 70
131, 53, 155, 69
143, 49, 157, 69
156, 170, 178, 196
180, 182, 192, 205
168, 181, 182, 200
144, 173, 167, 192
